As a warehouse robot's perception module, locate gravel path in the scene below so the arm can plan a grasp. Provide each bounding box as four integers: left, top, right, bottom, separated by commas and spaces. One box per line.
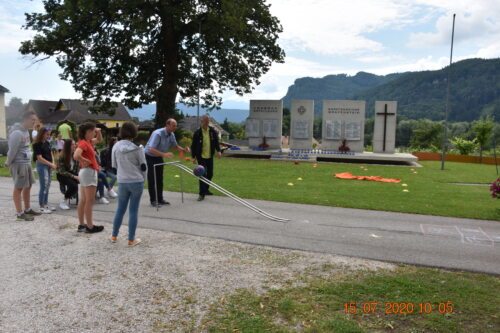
0, 208, 394, 332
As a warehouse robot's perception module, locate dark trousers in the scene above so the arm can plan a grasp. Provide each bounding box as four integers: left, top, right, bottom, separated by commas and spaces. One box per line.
146, 154, 164, 203
57, 174, 79, 199
198, 157, 214, 195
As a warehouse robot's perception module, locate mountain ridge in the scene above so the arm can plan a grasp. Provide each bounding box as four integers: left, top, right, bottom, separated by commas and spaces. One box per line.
282, 58, 500, 121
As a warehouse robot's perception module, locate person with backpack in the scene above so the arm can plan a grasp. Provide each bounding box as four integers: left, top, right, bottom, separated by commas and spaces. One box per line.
56, 139, 79, 210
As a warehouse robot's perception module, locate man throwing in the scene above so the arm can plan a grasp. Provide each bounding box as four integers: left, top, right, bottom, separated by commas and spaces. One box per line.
144, 118, 189, 207
190, 115, 221, 201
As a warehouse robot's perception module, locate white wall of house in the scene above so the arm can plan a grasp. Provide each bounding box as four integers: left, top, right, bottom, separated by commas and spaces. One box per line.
0, 92, 6, 139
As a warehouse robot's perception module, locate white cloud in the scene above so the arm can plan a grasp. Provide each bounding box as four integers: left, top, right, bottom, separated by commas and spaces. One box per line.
408, 0, 500, 50
365, 55, 451, 75
268, 0, 416, 56
0, 1, 42, 54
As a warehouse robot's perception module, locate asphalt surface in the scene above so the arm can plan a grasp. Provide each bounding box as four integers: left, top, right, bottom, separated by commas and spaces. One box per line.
0, 177, 499, 275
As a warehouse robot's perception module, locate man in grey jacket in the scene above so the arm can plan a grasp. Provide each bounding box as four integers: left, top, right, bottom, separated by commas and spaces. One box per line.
6, 111, 42, 221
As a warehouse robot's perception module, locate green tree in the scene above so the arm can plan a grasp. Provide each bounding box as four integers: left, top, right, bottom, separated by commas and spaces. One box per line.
396, 119, 418, 148
313, 117, 322, 139
282, 107, 290, 136
20, 0, 285, 127
364, 118, 374, 147
8, 97, 24, 109
472, 116, 495, 161
410, 119, 443, 151
221, 117, 230, 133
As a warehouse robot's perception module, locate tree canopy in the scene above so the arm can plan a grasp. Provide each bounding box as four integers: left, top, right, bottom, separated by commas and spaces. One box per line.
20, 0, 285, 126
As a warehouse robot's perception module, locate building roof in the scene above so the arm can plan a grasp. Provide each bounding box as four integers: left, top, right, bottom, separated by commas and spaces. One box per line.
26, 100, 59, 122
26, 98, 131, 125
179, 116, 229, 136
58, 99, 131, 122
0, 85, 9, 93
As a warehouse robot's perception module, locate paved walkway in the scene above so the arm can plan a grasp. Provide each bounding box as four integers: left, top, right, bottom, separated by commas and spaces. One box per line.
0, 177, 498, 274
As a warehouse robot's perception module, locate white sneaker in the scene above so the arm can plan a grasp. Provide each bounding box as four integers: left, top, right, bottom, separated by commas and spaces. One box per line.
39, 207, 52, 214
107, 189, 118, 198
47, 205, 56, 211
98, 197, 110, 204
59, 201, 70, 210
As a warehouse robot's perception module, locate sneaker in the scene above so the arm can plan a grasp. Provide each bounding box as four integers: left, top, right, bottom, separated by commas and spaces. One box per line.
39, 207, 52, 214
110, 236, 117, 243
85, 225, 104, 233
98, 197, 110, 204
158, 199, 170, 205
197, 195, 205, 202
46, 205, 56, 211
24, 208, 42, 216
59, 201, 70, 210
16, 213, 34, 221
151, 201, 161, 207
206, 191, 214, 196
128, 238, 141, 247
77, 224, 87, 232
107, 189, 118, 198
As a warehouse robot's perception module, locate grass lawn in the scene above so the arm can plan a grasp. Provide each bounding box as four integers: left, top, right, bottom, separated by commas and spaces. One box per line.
202, 266, 500, 333
1, 155, 498, 220
161, 157, 499, 221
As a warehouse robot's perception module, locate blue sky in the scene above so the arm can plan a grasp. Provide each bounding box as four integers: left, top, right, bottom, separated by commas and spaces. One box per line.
1, 0, 499, 110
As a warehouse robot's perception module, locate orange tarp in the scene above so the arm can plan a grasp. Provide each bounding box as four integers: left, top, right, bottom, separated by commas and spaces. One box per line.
335, 172, 401, 183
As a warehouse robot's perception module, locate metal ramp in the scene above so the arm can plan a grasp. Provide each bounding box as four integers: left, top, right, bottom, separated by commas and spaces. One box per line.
154, 161, 289, 222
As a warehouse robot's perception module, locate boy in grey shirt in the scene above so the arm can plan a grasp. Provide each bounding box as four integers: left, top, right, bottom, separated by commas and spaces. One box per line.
6, 111, 42, 220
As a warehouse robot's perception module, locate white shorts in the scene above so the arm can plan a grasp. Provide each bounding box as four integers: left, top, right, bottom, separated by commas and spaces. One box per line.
78, 168, 98, 187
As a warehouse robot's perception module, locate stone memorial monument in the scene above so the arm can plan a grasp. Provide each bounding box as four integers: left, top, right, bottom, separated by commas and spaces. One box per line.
246, 100, 283, 149
290, 99, 314, 150
373, 101, 397, 153
321, 100, 365, 152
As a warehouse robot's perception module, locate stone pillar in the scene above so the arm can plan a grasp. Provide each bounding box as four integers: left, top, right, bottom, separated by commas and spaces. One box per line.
373, 101, 397, 154
246, 100, 283, 149
290, 99, 314, 150
321, 100, 365, 152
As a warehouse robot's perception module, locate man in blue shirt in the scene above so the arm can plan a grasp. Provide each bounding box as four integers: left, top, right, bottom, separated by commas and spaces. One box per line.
144, 118, 189, 206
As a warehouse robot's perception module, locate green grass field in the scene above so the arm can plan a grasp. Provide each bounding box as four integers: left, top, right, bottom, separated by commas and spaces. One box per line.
161, 157, 499, 221
1, 155, 498, 220
202, 266, 500, 332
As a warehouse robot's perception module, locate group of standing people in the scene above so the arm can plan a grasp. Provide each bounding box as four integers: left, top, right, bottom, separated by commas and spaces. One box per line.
7, 112, 221, 246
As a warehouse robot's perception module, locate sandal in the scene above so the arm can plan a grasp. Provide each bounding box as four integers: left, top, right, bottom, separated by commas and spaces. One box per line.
128, 238, 141, 247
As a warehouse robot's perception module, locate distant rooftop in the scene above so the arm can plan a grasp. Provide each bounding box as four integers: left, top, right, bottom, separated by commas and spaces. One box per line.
0, 84, 10, 93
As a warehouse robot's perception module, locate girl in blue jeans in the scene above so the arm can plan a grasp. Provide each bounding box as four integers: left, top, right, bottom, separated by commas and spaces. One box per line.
33, 128, 57, 213
110, 122, 147, 246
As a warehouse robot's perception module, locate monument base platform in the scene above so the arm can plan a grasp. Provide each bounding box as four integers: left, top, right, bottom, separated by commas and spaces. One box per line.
223, 148, 419, 166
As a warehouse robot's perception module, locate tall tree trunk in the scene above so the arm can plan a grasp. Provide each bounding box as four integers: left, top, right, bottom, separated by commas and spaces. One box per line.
155, 5, 179, 128
155, 81, 177, 127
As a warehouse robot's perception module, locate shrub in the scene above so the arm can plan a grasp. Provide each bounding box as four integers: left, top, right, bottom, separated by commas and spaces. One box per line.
450, 137, 478, 155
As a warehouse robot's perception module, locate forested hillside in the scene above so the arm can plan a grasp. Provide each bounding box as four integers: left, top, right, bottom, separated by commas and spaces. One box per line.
282, 58, 500, 121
